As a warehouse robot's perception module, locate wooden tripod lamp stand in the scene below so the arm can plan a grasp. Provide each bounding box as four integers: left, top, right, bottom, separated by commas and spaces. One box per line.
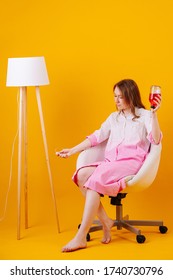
6, 56, 60, 239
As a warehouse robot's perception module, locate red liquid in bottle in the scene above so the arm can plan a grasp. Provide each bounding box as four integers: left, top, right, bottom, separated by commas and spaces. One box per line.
149, 86, 161, 109
149, 93, 161, 109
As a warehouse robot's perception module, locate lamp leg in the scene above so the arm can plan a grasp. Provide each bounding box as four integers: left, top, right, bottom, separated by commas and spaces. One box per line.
35, 86, 60, 233
23, 87, 28, 229
17, 87, 24, 240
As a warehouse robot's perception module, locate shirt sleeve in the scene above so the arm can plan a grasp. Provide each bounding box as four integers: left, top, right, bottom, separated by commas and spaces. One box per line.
86, 114, 111, 147
144, 110, 163, 145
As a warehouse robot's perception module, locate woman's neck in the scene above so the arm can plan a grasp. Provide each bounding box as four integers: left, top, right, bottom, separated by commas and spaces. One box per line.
122, 108, 132, 117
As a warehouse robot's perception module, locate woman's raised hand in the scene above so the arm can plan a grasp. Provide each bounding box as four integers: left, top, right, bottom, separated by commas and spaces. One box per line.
151, 95, 162, 113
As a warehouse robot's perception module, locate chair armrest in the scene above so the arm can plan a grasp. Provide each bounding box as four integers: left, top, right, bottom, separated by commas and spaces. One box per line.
76, 140, 107, 169
125, 143, 162, 192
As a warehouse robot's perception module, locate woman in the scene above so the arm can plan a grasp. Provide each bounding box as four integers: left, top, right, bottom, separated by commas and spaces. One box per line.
56, 79, 162, 252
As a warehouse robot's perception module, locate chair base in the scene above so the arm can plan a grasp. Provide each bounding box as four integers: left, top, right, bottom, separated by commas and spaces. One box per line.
88, 194, 168, 243
89, 217, 164, 236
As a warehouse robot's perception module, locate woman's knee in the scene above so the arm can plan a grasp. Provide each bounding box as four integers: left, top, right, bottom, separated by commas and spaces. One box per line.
77, 167, 96, 187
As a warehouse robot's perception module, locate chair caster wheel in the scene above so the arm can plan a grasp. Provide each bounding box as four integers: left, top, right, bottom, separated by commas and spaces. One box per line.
86, 233, 90, 241
136, 235, 146, 243
159, 226, 168, 234
78, 224, 90, 241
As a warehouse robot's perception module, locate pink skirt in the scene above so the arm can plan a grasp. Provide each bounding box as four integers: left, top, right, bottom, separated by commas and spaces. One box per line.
72, 158, 143, 197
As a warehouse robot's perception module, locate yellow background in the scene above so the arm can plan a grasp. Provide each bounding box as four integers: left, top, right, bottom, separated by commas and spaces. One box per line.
0, 0, 172, 259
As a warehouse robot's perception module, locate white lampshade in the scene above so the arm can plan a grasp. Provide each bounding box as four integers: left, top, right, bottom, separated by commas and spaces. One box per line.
6, 56, 49, 87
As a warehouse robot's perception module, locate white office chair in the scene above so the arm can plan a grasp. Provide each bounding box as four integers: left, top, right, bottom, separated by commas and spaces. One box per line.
77, 141, 168, 243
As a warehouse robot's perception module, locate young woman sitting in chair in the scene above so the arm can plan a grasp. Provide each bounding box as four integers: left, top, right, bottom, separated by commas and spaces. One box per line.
56, 79, 162, 252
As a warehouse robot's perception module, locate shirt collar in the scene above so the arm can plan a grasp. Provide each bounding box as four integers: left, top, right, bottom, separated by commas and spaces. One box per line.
120, 110, 134, 120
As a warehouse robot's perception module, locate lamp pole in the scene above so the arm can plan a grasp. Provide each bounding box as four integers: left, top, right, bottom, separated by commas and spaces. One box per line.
17, 87, 23, 239
35, 86, 60, 234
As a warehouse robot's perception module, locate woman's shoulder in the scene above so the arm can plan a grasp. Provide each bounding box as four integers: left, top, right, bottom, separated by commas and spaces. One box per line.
136, 107, 151, 117
101, 111, 119, 124
108, 111, 119, 119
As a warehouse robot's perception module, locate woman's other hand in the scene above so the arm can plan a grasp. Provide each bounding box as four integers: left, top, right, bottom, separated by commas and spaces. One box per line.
55, 149, 72, 158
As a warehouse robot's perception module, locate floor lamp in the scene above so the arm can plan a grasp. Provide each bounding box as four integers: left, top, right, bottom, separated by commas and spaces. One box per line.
6, 56, 60, 239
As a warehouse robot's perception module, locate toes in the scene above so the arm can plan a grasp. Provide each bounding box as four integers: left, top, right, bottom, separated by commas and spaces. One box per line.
61, 242, 87, 253
62, 247, 72, 253
101, 237, 111, 244
62, 246, 86, 252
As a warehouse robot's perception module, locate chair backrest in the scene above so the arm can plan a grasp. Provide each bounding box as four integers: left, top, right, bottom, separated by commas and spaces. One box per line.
76, 141, 162, 193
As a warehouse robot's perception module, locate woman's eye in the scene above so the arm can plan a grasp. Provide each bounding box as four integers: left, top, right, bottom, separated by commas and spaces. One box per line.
114, 95, 123, 99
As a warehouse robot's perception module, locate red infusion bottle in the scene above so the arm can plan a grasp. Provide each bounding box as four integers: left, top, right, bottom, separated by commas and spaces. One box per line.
149, 85, 161, 109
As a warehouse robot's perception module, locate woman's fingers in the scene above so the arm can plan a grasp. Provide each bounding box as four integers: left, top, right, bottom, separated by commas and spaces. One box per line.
55, 149, 69, 158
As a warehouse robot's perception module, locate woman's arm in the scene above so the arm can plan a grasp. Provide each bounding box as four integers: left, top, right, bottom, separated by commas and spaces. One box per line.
56, 138, 91, 158
151, 95, 162, 144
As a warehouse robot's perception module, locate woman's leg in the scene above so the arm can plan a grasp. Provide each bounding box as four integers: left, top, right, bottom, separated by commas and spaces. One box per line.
62, 189, 100, 252
77, 167, 114, 244
80, 187, 114, 243
97, 203, 114, 243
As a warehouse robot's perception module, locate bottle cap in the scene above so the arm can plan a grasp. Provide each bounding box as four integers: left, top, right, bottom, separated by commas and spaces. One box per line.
150, 85, 161, 94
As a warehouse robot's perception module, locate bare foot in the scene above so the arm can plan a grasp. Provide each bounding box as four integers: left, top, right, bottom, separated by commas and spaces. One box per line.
62, 236, 87, 253
101, 219, 114, 244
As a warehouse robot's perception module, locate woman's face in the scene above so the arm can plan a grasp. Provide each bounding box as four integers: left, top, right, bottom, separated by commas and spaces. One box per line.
114, 86, 130, 111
